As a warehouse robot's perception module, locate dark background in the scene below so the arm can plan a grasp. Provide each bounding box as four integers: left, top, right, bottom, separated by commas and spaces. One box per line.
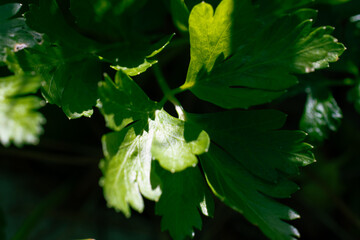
1, 0, 360, 239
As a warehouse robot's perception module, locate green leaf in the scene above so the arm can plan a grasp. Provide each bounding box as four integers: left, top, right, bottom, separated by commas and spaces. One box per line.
200, 144, 301, 240
155, 163, 214, 240
186, 109, 314, 239
300, 88, 342, 142
98, 71, 159, 217
0, 3, 42, 62
25, 0, 93, 48
0, 51, 45, 147
22, 0, 171, 118
151, 110, 210, 172
254, 0, 314, 18
16, 43, 101, 119
184, 0, 345, 109
100, 122, 161, 217
108, 34, 174, 76
70, 0, 149, 42
99, 71, 210, 172
98, 73, 210, 218
98, 70, 157, 131
27, 0, 171, 76
188, 109, 314, 182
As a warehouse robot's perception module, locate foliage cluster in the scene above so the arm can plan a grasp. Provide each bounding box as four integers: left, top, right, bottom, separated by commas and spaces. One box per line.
1, 0, 359, 239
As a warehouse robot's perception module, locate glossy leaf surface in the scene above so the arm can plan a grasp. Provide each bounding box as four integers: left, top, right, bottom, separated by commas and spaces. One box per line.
100, 123, 161, 217
184, 0, 345, 109
23, 0, 171, 118
187, 109, 315, 239
188, 110, 314, 181
155, 164, 214, 240
300, 88, 342, 142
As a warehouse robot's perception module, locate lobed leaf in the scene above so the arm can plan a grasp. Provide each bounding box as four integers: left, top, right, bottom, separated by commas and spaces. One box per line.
200, 144, 301, 240
154, 163, 214, 240
100, 122, 161, 217
98, 72, 211, 221
188, 110, 314, 182
23, 0, 171, 118
187, 109, 315, 239
184, 0, 345, 109
151, 109, 210, 172
16, 43, 101, 119
98, 70, 157, 131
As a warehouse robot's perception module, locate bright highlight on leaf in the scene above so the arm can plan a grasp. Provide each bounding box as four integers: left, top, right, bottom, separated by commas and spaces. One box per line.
0, 51, 45, 147
98, 71, 211, 218
0, 0, 349, 239
184, 0, 345, 109
151, 110, 210, 172
100, 123, 161, 217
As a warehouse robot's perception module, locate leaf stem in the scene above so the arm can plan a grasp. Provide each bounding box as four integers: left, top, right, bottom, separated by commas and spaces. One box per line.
153, 64, 186, 120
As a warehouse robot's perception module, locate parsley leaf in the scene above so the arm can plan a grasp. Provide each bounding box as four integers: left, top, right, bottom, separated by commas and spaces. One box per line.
187, 109, 314, 239
0, 51, 45, 147
155, 163, 214, 240
16, 43, 101, 119
69, 0, 148, 41
200, 144, 301, 240
0, 3, 42, 62
188, 109, 314, 182
100, 122, 161, 217
98, 71, 211, 217
184, 0, 345, 109
151, 110, 210, 172
98, 70, 157, 131
22, 0, 171, 118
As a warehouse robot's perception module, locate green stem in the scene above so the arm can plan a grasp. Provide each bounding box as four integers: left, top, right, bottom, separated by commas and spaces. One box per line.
153, 64, 186, 120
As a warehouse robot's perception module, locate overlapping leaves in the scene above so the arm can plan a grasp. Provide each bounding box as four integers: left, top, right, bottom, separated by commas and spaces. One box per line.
0, 0, 342, 239
97, 69, 316, 239
0, 3, 42, 62
98, 72, 210, 227
188, 110, 314, 240
18, 0, 171, 118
